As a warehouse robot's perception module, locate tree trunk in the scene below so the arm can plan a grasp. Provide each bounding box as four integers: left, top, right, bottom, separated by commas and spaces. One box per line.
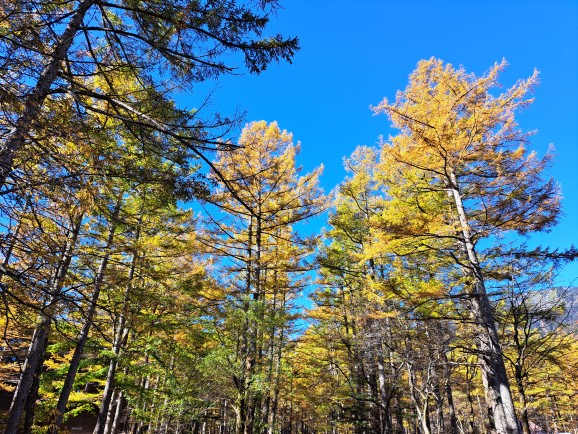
109, 391, 126, 434
0, 0, 95, 188
448, 172, 519, 434
464, 365, 479, 434
93, 243, 140, 434
425, 325, 444, 434
406, 362, 430, 434
4, 212, 83, 434
51, 199, 121, 433
441, 351, 458, 434
378, 348, 393, 434
21, 335, 48, 434
266, 266, 284, 434
514, 368, 531, 434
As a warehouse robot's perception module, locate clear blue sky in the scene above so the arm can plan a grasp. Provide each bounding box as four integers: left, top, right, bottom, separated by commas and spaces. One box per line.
186, 0, 578, 286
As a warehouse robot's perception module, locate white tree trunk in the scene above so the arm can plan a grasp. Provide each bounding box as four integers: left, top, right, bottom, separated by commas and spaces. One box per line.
448, 172, 520, 434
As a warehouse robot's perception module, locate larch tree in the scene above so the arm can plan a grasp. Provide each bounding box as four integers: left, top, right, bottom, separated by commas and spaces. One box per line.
314, 146, 395, 434
1, 182, 89, 434
372, 58, 560, 434
201, 121, 325, 434
0, 0, 298, 190
0, 80, 208, 433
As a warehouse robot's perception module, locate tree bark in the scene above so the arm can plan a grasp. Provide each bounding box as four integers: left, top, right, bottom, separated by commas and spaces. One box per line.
406, 361, 430, 434
0, 0, 94, 188
4, 212, 83, 434
378, 349, 393, 434
425, 325, 444, 434
51, 199, 121, 433
441, 350, 458, 434
463, 364, 479, 434
109, 390, 126, 434
93, 213, 141, 434
448, 172, 520, 434
93, 248, 138, 434
22, 334, 48, 434
514, 368, 531, 434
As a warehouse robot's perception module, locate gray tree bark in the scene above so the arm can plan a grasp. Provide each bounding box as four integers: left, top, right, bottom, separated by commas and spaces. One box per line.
50, 200, 121, 433
93, 246, 139, 434
448, 171, 520, 434
4, 213, 83, 434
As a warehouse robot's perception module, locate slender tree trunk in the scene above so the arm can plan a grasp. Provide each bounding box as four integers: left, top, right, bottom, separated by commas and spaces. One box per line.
102, 389, 119, 434
0, 0, 95, 188
441, 351, 458, 434
21, 335, 48, 434
146, 375, 161, 434
425, 326, 444, 434
267, 295, 285, 434
513, 367, 531, 434
4, 212, 83, 434
5, 319, 51, 434
236, 218, 252, 434
236, 397, 246, 434
464, 366, 478, 434
221, 400, 228, 434
248, 215, 263, 434
50, 199, 121, 433
448, 172, 519, 434
406, 362, 430, 434
109, 391, 125, 434
93, 238, 140, 434
378, 350, 393, 434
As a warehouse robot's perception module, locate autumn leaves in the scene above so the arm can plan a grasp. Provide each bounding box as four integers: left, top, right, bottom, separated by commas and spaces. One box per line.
1, 10, 575, 431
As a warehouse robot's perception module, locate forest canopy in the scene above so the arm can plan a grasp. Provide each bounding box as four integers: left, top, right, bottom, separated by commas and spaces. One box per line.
0, 3, 577, 434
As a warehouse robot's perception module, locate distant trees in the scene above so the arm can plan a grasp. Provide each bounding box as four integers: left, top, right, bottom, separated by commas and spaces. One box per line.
497, 262, 577, 434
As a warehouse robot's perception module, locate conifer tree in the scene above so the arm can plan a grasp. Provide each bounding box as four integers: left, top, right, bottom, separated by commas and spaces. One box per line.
202, 121, 324, 434
0, 0, 298, 189
372, 58, 560, 434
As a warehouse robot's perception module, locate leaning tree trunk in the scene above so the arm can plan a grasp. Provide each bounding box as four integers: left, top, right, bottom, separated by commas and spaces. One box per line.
50, 199, 121, 433
0, 0, 94, 188
448, 171, 520, 434
21, 335, 48, 434
3, 212, 83, 434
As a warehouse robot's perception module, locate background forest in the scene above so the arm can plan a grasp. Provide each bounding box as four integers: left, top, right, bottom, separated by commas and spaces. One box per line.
1, 2, 577, 434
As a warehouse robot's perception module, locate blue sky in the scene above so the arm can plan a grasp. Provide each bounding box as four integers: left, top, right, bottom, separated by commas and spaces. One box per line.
187, 0, 578, 286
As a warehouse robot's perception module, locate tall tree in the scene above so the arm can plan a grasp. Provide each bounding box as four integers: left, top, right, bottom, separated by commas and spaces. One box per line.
372, 58, 560, 434
202, 121, 324, 434
0, 0, 298, 189
3, 193, 87, 434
